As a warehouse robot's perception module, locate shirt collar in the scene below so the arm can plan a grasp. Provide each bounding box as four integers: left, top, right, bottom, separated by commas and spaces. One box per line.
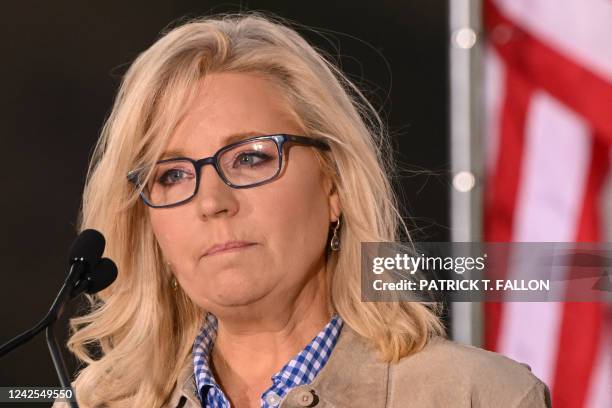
192, 313, 343, 405
192, 313, 220, 394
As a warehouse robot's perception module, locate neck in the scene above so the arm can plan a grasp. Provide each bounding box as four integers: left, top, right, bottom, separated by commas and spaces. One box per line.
209, 265, 332, 406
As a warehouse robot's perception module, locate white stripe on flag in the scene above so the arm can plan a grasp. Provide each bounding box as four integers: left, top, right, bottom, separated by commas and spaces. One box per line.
512, 91, 591, 242
497, 90, 591, 386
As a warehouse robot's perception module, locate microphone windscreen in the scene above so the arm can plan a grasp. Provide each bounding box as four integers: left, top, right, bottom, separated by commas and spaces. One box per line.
68, 229, 105, 264
85, 258, 118, 294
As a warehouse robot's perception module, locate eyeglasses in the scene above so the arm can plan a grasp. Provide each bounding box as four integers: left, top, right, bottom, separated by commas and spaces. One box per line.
127, 134, 330, 208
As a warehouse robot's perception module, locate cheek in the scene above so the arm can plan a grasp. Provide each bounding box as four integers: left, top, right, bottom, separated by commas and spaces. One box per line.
262, 169, 330, 267
148, 209, 194, 264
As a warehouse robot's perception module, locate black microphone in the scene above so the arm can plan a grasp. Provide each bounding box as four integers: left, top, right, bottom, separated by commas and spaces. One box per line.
71, 257, 118, 298
0, 229, 118, 408
39, 229, 108, 332
68, 229, 105, 266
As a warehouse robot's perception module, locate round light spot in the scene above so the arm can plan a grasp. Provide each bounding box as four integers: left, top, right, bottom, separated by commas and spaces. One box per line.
453, 171, 476, 192
453, 28, 477, 49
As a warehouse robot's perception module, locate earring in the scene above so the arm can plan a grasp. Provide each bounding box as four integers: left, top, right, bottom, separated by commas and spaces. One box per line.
164, 260, 178, 290
330, 218, 341, 251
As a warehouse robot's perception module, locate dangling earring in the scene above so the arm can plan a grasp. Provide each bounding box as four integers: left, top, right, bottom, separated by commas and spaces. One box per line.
166, 261, 178, 291
330, 218, 341, 251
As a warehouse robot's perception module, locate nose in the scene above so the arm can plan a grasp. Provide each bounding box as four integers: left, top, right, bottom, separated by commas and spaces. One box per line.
193, 163, 239, 219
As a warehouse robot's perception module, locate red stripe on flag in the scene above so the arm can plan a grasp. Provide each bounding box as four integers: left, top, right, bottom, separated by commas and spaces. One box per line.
551, 136, 608, 408
483, 65, 534, 350
484, 0, 612, 139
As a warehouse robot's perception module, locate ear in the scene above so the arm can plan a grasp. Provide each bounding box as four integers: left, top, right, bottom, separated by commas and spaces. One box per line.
324, 175, 342, 222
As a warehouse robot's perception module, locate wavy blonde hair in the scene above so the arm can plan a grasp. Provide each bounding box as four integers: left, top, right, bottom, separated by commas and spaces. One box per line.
68, 12, 445, 407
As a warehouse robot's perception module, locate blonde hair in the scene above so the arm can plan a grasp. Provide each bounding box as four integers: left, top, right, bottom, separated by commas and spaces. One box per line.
69, 12, 445, 407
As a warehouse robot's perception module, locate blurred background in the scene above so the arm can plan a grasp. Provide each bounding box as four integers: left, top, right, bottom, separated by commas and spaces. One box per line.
0, 1, 610, 407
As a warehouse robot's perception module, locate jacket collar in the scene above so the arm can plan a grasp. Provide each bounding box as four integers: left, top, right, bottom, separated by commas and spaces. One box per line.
168, 359, 199, 408
168, 324, 389, 408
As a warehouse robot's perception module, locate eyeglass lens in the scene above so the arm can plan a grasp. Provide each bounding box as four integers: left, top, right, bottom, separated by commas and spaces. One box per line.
144, 138, 280, 206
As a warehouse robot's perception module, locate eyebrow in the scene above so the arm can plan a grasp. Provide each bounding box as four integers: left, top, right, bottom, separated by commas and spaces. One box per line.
160, 131, 268, 159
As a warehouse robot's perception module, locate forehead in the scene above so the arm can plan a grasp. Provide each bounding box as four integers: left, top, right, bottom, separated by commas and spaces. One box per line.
165, 72, 302, 158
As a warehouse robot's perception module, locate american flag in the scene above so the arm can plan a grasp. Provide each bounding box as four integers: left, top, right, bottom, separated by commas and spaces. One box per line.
482, 0, 612, 407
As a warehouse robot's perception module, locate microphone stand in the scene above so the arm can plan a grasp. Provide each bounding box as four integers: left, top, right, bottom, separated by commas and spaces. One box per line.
0, 262, 83, 408
46, 322, 77, 408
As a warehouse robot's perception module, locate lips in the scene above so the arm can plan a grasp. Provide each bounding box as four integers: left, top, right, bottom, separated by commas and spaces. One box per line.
204, 241, 256, 256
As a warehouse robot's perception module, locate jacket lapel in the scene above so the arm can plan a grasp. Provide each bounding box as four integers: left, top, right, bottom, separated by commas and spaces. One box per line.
166, 358, 200, 408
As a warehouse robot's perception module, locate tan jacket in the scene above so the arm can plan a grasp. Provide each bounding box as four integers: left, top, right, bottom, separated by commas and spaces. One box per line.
55, 324, 551, 408
164, 325, 551, 408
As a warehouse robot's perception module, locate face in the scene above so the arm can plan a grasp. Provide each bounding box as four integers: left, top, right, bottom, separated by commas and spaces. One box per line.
148, 72, 341, 317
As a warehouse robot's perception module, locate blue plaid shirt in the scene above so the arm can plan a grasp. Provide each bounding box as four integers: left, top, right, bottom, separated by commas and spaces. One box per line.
192, 313, 343, 408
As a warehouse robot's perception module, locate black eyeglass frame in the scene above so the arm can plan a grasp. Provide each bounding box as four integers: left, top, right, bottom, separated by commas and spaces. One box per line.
127, 134, 331, 209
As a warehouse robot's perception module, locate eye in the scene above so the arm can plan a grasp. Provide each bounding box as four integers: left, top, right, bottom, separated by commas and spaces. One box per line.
157, 168, 192, 186
233, 152, 272, 168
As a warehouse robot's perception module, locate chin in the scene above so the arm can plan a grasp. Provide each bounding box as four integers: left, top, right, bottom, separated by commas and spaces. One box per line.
195, 291, 269, 311
195, 275, 270, 308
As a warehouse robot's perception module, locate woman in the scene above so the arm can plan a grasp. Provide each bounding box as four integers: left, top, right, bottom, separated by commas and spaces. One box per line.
55, 12, 550, 408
